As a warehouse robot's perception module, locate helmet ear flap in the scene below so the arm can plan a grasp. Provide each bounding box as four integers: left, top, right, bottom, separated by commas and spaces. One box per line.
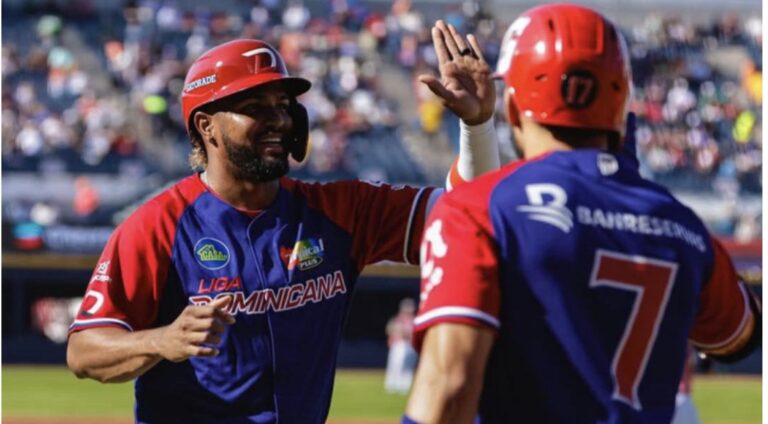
288, 101, 309, 162
504, 88, 521, 128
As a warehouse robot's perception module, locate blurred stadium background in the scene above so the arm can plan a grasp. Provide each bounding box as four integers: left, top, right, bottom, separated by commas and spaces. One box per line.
1, 0, 761, 422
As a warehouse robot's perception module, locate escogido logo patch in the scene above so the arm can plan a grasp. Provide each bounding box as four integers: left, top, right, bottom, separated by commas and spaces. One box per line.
194, 237, 231, 270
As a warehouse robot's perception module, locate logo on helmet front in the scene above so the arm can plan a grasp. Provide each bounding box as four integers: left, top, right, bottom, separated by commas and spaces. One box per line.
242, 47, 277, 71
184, 74, 217, 92
496, 16, 531, 76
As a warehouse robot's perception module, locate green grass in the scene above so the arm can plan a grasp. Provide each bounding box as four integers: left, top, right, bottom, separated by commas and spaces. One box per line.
2, 366, 761, 423
2, 366, 134, 417
328, 370, 408, 418
693, 376, 762, 424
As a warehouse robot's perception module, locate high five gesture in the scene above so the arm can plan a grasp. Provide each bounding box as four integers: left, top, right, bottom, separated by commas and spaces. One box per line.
419, 20, 495, 126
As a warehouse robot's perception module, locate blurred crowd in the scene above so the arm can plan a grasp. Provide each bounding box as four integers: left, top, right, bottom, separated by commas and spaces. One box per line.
629, 13, 761, 193
626, 13, 762, 240
1, 0, 762, 242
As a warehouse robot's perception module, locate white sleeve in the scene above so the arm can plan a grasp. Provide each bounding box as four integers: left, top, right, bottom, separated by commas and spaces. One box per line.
445, 118, 500, 190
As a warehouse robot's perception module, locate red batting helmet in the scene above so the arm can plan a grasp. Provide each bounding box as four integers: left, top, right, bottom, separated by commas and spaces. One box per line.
181, 39, 312, 161
496, 4, 631, 134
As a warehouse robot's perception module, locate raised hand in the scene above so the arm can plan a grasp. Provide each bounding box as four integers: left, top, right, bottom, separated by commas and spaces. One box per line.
418, 20, 495, 126
154, 296, 236, 362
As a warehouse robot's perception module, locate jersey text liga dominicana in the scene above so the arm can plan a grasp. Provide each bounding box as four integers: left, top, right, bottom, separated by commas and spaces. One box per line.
70, 174, 438, 423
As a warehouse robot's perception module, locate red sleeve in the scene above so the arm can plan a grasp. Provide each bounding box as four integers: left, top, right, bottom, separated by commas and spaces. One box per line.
348, 181, 436, 267
689, 238, 754, 352
412, 187, 500, 351
68, 176, 202, 334
446, 158, 464, 190
284, 178, 437, 270
412, 160, 531, 351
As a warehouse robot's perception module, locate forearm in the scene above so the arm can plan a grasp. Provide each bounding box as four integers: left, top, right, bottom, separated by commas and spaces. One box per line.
407, 359, 478, 423
447, 118, 500, 189
405, 323, 493, 424
67, 327, 164, 383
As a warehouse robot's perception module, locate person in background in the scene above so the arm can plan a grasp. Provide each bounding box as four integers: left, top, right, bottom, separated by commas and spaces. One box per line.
385, 298, 418, 394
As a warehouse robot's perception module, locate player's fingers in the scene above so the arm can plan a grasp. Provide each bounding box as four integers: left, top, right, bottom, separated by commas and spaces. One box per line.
420, 77, 456, 102
185, 317, 215, 331
213, 307, 236, 325
467, 34, 487, 64
185, 303, 219, 318
202, 333, 222, 346
436, 20, 461, 58
431, 26, 451, 65
200, 296, 235, 324
184, 317, 227, 334
447, 23, 470, 55
209, 318, 227, 335
189, 345, 219, 358
211, 295, 232, 310
186, 330, 213, 345
418, 74, 438, 86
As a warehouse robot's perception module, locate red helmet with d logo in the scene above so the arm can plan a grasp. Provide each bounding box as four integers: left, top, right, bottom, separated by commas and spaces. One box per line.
181, 39, 312, 161
496, 4, 631, 134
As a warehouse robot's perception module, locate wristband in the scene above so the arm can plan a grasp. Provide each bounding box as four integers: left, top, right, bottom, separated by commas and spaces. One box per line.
447, 118, 500, 190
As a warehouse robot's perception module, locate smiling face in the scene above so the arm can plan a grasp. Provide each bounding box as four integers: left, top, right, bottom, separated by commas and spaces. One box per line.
200, 84, 295, 182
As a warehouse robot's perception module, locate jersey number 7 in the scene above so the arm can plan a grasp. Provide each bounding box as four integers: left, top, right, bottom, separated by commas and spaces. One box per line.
589, 250, 678, 410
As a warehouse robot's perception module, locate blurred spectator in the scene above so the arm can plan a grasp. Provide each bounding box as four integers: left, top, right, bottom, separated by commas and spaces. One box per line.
384, 298, 418, 394
32, 297, 82, 343
416, 82, 444, 138
73, 176, 100, 217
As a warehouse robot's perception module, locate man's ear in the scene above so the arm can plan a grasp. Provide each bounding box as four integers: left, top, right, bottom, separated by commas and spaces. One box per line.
194, 110, 217, 146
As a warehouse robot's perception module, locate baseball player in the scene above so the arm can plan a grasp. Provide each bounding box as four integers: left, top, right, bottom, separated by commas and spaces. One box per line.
384, 298, 418, 394
66, 23, 500, 424
405, 4, 761, 423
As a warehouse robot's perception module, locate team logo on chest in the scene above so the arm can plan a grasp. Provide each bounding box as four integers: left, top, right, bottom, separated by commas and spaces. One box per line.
280, 238, 325, 271
517, 183, 574, 233
194, 237, 231, 270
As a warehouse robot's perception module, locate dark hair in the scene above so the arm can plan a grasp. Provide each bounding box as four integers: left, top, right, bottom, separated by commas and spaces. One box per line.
187, 100, 228, 170
188, 127, 207, 170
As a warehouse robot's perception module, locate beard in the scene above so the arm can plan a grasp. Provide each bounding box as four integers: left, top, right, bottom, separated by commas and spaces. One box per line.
222, 133, 290, 182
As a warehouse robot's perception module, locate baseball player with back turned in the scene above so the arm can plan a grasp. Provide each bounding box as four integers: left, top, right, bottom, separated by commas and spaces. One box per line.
405, 4, 761, 424
66, 23, 500, 424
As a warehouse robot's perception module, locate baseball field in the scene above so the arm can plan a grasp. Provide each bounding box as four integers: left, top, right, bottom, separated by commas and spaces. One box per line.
2, 366, 761, 423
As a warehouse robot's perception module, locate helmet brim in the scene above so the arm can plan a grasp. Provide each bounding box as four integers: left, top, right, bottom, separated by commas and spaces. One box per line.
184, 73, 312, 135
212, 73, 312, 102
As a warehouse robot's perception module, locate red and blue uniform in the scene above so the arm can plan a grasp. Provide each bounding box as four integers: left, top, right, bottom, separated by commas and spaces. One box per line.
416, 150, 753, 423
69, 174, 438, 423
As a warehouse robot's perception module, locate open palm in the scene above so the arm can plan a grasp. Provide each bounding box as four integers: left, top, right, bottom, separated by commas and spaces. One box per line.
419, 21, 495, 126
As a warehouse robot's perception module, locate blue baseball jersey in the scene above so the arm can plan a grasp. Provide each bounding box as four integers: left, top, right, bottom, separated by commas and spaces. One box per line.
69, 174, 437, 423
416, 150, 752, 423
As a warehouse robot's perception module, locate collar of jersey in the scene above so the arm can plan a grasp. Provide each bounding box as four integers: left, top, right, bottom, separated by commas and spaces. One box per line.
196, 172, 266, 218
